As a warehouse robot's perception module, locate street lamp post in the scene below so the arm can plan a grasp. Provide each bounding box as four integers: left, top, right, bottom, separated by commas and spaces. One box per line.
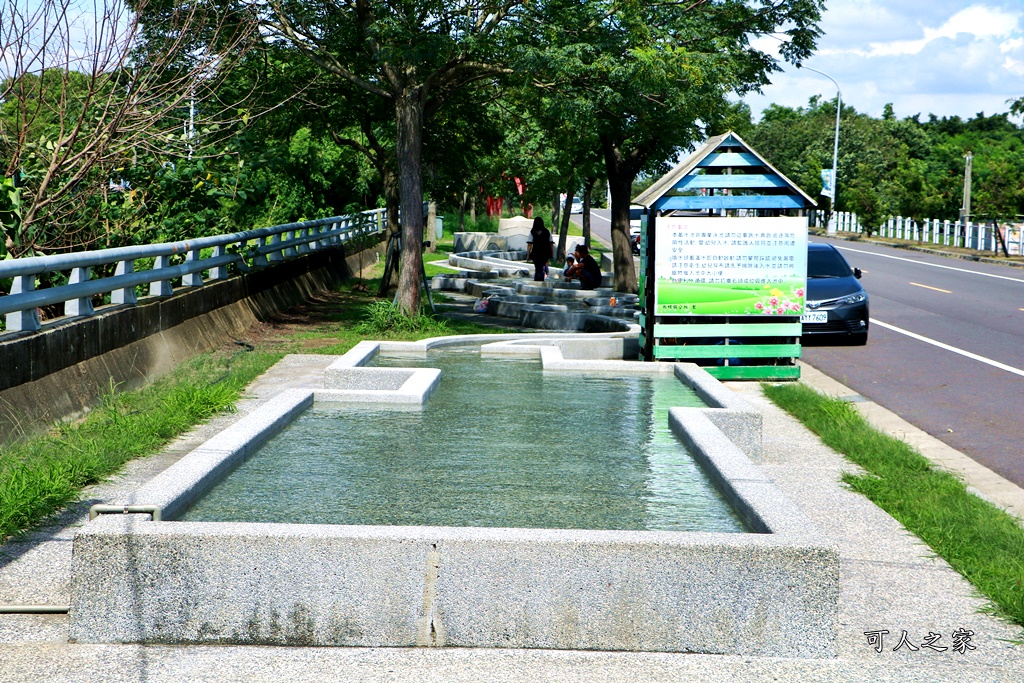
800, 66, 841, 235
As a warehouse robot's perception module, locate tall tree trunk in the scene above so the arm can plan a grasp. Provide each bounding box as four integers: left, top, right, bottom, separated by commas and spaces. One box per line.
469, 194, 476, 224
582, 176, 596, 249
426, 201, 437, 253
551, 192, 560, 234
459, 191, 467, 230
376, 166, 403, 297
395, 90, 426, 314
384, 168, 401, 239
602, 135, 638, 293
556, 192, 573, 261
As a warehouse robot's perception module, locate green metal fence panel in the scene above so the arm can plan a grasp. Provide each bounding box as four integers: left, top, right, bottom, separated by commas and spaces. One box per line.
651, 344, 801, 360
652, 322, 801, 337
705, 366, 801, 380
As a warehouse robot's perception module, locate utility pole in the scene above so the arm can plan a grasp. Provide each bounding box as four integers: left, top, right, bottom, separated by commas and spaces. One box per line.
961, 152, 973, 220
799, 66, 841, 235
960, 152, 972, 244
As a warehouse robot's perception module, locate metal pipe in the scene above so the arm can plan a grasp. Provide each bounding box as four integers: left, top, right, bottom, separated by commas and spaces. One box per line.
89, 504, 162, 522
0, 209, 385, 278
0, 605, 70, 614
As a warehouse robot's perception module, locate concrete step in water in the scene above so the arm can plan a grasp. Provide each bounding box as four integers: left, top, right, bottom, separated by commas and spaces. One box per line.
448, 254, 530, 277
583, 294, 639, 307
487, 299, 568, 318
515, 283, 615, 300
454, 250, 525, 261
586, 306, 640, 320
431, 272, 501, 287
520, 308, 631, 332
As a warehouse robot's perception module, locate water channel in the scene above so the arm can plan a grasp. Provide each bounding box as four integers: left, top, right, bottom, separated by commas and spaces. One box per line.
180, 350, 747, 532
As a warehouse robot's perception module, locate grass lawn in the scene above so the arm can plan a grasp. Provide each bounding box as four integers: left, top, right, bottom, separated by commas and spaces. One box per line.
763, 381, 1024, 629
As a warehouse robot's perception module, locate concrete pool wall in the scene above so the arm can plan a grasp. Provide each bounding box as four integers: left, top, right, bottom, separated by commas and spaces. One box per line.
69, 333, 839, 656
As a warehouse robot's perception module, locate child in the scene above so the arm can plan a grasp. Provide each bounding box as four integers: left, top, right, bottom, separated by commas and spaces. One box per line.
562, 255, 575, 279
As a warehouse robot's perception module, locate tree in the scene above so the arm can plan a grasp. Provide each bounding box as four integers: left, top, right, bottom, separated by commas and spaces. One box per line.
519, 0, 824, 293
258, 1, 523, 314
0, 0, 255, 257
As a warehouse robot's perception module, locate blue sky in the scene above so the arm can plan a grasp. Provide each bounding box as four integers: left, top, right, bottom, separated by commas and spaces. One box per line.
743, 1, 1024, 122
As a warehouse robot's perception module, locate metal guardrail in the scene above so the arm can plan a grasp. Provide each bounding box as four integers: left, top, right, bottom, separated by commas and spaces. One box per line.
0, 209, 387, 333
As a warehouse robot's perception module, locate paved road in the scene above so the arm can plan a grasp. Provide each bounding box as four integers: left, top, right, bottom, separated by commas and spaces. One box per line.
801, 237, 1024, 488
570, 208, 613, 246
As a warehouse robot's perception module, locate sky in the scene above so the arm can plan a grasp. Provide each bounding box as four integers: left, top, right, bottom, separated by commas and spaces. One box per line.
743, 0, 1024, 123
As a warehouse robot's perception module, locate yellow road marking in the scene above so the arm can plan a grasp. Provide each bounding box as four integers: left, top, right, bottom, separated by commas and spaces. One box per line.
909, 282, 952, 294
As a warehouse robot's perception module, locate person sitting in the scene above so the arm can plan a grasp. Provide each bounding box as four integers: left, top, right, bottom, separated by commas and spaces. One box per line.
562, 255, 575, 278
563, 244, 602, 290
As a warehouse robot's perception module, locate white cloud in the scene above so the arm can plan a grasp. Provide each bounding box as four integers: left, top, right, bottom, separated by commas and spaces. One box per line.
1004, 57, 1024, 75
865, 5, 1021, 56
745, 1, 1024, 120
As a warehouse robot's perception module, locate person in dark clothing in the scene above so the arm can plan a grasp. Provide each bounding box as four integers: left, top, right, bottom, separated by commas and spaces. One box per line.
564, 244, 602, 289
526, 217, 554, 282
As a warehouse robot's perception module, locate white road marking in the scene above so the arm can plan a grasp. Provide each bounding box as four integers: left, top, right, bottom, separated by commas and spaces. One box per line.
830, 244, 1024, 284
870, 319, 1024, 378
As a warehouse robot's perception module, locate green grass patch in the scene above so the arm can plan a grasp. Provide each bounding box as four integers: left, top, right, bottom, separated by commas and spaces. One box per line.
0, 349, 281, 539
0, 281, 510, 539
763, 381, 1024, 627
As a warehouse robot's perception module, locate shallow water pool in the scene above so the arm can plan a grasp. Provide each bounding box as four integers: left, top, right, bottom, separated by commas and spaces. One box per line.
179, 350, 747, 532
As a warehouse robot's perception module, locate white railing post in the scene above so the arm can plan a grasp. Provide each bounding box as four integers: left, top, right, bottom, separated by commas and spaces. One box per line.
267, 233, 284, 262
283, 229, 299, 258
210, 246, 229, 280
150, 255, 174, 296
6, 275, 41, 332
65, 266, 95, 317
112, 260, 138, 305
183, 249, 203, 287
252, 237, 269, 267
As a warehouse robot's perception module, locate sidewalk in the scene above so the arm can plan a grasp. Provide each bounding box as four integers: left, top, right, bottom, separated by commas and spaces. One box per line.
1, 353, 1022, 682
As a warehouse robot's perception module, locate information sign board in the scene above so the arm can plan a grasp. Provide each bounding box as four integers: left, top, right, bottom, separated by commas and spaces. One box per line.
654, 217, 807, 316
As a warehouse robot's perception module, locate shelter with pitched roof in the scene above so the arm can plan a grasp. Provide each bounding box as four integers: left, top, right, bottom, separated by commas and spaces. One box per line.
633, 131, 817, 379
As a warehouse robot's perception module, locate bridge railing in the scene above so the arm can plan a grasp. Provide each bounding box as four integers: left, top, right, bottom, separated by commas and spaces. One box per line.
0, 209, 387, 333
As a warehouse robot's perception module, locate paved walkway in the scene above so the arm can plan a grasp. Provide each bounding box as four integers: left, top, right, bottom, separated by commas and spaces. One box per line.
1, 354, 1022, 682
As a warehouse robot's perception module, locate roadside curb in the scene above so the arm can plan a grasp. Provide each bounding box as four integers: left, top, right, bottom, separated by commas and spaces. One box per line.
797, 361, 1024, 524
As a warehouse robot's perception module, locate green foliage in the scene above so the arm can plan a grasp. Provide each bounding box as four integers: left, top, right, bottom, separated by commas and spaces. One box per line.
0, 350, 280, 539
0, 176, 23, 259
354, 301, 451, 338
749, 101, 1024, 230
763, 382, 1024, 627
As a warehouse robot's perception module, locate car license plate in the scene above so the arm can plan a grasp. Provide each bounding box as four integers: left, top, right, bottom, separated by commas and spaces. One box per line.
801, 311, 828, 324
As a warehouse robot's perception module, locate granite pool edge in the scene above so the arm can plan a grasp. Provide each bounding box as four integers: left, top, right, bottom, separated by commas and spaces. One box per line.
69, 335, 838, 656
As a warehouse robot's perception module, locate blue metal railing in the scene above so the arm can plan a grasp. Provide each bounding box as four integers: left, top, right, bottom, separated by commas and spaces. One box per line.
0, 209, 387, 333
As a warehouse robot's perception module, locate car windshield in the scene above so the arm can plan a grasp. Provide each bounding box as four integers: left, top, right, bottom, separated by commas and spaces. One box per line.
807, 248, 853, 278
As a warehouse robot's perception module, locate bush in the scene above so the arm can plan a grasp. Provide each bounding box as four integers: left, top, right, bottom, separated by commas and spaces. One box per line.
354, 301, 451, 337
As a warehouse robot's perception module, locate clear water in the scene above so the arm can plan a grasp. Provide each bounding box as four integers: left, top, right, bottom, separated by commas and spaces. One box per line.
179, 350, 747, 532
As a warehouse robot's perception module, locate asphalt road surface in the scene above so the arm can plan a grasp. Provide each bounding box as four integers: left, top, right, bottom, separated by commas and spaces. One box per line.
802, 237, 1024, 488
570, 208, 613, 246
